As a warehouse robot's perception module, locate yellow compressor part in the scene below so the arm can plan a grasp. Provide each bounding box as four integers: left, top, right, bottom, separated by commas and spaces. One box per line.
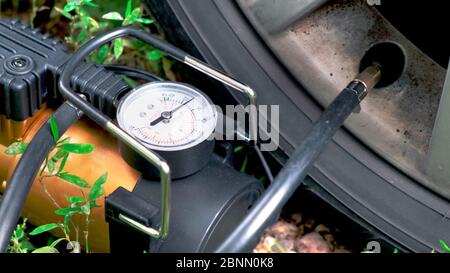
0, 108, 140, 253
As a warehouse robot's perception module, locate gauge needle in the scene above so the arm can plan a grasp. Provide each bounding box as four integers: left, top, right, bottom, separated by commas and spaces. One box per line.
150, 97, 194, 126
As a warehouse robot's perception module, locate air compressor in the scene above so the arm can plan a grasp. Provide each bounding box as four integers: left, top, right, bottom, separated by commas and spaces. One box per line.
0, 18, 383, 253
0, 19, 263, 253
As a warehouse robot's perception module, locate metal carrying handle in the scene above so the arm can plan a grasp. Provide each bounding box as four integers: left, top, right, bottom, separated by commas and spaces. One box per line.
183, 56, 258, 142
59, 26, 258, 240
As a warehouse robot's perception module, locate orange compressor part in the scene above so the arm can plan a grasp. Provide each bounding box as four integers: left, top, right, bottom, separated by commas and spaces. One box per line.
0, 108, 140, 253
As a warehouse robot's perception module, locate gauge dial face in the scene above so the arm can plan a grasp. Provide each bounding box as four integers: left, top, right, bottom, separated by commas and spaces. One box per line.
117, 82, 217, 151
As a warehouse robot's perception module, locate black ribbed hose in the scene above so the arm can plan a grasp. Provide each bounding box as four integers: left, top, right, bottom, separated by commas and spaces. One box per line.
0, 102, 81, 252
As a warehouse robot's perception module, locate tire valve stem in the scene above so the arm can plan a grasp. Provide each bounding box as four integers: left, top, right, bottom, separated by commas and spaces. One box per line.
348, 63, 383, 101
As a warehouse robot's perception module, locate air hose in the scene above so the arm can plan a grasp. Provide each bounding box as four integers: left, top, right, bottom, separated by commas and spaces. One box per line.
102, 65, 164, 82
0, 102, 82, 252
215, 64, 382, 252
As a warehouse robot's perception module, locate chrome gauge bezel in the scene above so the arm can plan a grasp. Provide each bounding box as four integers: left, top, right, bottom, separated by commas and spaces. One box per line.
117, 81, 218, 152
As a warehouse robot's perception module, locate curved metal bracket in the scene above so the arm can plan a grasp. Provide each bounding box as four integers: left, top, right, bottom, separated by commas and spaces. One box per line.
58, 27, 174, 240
58, 25, 258, 240
183, 57, 258, 142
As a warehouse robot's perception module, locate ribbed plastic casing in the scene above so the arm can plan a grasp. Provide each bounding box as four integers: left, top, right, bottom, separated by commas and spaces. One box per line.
0, 19, 130, 121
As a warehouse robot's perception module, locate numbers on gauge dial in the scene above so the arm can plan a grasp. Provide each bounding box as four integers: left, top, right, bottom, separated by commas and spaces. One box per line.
120, 88, 216, 150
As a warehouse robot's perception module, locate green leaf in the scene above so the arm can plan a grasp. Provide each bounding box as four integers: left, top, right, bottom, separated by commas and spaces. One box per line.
63, 2, 78, 12
80, 203, 90, 215
89, 173, 107, 204
57, 173, 91, 188
102, 12, 123, 21
130, 39, 147, 49
29, 223, 60, 236
125, 0, 132, 17
54, 6, 73, 19
131, 7, 141, 19
259, 176, 267, 185
57, 137, 71, 145
440, 240, 450, 253
136, 18, 154, 24
146, 50, 162, 61
32, 246, 59, 253
73, 20, 87, 29
15, 228, 24, 240
55, 207, 80, 216
77, 14, 92, 28
240, 154, 249, 173
66, 195, 85, 205
49, 115, 59, 142
98, 21, 108, 29
63, 214, 73, 232
82, 0, 98, 7
96, 44, 109, 63
59, 143, 95, 154
124, 7, 140, 25
90, 203, 101, 209
78, 8, 88, 17
46, 237, 54, 247
234, 145, 245, 153
87, 17, 100, 29
50, 238, 67, 248
123, 76, 138, 88
47, 159, 55, 174
114, 38, 124, 59
20, 239, 35, 252
51, 149, 70, 174
77, 28, 88, 44
52, 149, 69, 162
57, 153, 69, 174
5, 142, 28, 155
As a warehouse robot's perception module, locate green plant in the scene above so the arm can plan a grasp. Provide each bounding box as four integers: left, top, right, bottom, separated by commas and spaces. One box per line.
439, 240, 450, 253
55, 0, 103, 49
101, 0, 154, 60
396, 241, 450, 254
1, 0, 174, 79
5, 116, 108, 253
54, 0, 165, 72
234, 145, 268, 184
7, 219, 35, 253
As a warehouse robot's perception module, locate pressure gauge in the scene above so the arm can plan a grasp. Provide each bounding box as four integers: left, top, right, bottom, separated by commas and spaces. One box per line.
117, 81, 218, 179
